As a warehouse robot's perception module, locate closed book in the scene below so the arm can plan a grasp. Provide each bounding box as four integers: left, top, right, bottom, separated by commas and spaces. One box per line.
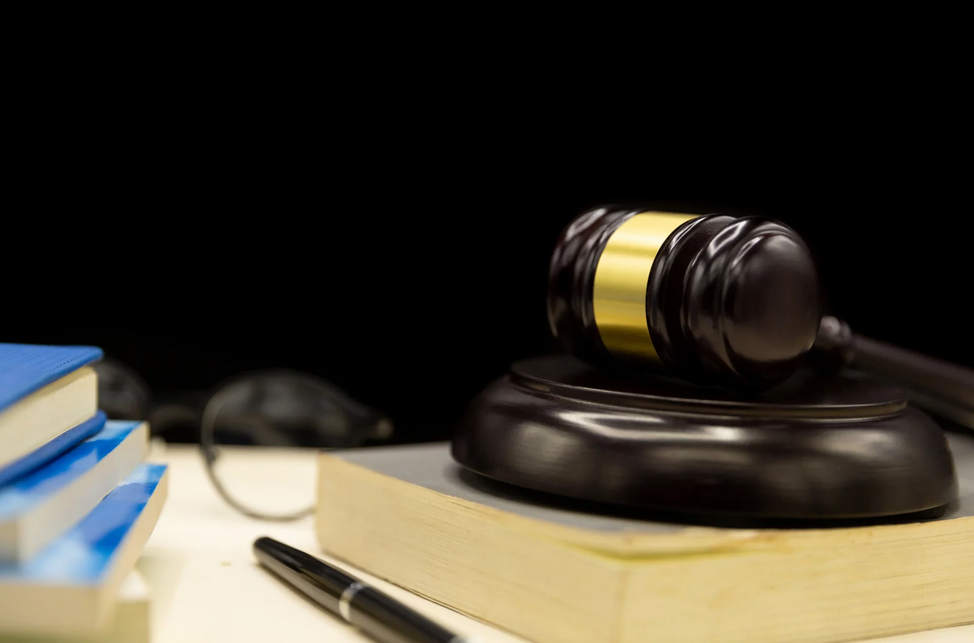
0, 344, 101, 473
0, 569, 151, 643
0, 412, 105, 488
316, 431, 974, 643
0, 463, 168, 637
0, 417, 149, 561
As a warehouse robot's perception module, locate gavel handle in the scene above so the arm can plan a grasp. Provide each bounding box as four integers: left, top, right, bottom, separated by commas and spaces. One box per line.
813, 316, 974, 429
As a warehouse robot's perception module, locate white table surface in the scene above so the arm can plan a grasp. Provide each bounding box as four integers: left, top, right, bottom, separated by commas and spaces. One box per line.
140, 442, 974, 643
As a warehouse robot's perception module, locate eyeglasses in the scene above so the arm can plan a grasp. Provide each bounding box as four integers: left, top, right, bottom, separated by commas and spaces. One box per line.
94, 357, 393, 521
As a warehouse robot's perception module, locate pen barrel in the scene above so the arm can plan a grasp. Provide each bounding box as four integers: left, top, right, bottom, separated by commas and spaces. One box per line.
254, 537, 464, 643
347, 586, 460, 643
253, 537, 351, 613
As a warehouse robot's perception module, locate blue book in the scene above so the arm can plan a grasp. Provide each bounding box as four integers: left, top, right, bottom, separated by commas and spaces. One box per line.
0, 417, 148, 562
0, 344, 102, 472
0, 412, 106, 488
0, 463, 168, 637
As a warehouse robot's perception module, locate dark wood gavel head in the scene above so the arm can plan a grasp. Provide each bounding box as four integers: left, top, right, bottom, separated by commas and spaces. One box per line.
454, 205, 969, 523
547, 206, 823, 389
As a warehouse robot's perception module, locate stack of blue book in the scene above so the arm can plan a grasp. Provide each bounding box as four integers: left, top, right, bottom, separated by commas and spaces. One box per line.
0, 344, 168, 640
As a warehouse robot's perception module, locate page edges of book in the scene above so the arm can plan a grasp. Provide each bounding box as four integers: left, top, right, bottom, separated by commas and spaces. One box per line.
11, 422, 150, 562
317, 451, 760, 558
0, 367, 98, 470
319, 449, 974, 559
617, 521, 974, 643
0, 465, 168, 637
317, 452, 625, 643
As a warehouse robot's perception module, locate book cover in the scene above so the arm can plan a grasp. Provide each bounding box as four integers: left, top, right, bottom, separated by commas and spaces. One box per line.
316, 431, 974, 643
0, 463, 168, 637
0, 344, 101, 472
0, 344, 102, 412
0, 417, 148, 561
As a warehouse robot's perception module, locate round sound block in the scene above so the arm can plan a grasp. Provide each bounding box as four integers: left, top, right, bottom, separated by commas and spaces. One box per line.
451, 356, 959, 521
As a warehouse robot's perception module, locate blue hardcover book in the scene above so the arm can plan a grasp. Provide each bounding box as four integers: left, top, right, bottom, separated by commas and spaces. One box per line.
0, 417, 148, 562
0, 344, 102, 472
0, 463, 168, 637
0, 412, 106, 488
0, 344, 102, 410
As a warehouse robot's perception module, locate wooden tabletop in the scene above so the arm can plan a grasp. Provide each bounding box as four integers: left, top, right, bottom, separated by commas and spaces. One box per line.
140, 442, 973, 643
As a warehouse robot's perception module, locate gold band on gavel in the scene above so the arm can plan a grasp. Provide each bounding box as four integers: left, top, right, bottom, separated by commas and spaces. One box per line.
592, 212, 699, 361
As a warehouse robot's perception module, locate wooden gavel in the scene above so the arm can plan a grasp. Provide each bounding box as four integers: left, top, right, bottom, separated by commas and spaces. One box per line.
547, 206, 974, 426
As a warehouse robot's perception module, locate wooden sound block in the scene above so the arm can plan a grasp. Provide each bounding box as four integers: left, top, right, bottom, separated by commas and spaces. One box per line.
451, 356, 959, 522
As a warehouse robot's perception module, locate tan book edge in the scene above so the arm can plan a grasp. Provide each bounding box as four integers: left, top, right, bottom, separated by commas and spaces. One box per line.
315, 437, 974, 643
3, 423, 150, 562
0, 569, 151, 643
0, 367, 98, 470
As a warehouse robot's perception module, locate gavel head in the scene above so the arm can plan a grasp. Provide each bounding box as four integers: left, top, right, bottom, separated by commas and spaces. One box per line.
547, 206, 822, 389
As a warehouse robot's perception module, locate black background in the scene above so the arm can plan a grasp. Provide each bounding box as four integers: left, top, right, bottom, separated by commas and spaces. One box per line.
3, 129, 969, 444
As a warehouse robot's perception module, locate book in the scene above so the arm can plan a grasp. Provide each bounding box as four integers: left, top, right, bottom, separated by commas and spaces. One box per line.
0, 569, 151, 643
316, 430, 974, 643
0, 344, 101, 472
0, 412, 106, 488
0, 417, 149, 562
102, 569, 151, 643
0, 463, 168, 638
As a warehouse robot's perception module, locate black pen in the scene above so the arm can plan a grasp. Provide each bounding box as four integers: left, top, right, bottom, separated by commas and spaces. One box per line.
253, 537, 476, 643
